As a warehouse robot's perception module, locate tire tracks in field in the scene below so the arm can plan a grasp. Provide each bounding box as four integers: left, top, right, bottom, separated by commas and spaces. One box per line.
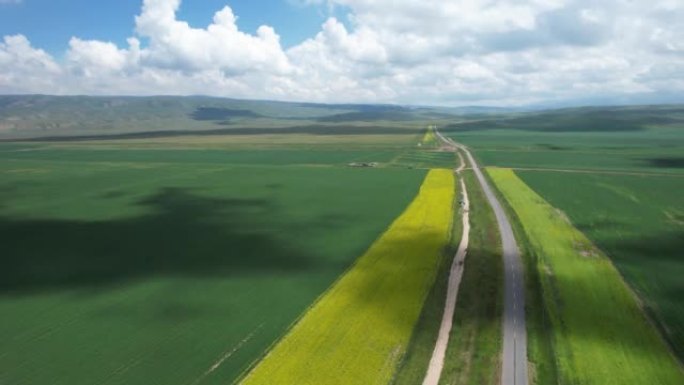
191, 323, 264, 385
421, 150, 471, 385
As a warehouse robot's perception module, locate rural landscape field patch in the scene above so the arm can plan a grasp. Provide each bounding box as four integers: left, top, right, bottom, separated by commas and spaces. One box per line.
0, 144, 428, 385
516, 171, 684, 361
488, 168, 683, 385
241, 169, 455, 385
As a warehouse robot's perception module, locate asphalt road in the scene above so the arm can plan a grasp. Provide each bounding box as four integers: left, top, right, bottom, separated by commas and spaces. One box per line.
435, 130, 528, 385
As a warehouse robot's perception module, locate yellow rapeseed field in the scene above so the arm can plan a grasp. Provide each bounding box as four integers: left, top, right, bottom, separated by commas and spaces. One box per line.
240, 169, 455, 385
421, 126, 437, 146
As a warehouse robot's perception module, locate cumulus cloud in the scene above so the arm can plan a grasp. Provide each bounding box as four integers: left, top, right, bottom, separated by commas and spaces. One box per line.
0, 0, 683, 106
0, 35, 61, 93
135, 0, 291, 74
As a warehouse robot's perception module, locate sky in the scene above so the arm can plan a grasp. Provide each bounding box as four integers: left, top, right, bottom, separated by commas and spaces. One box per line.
0, 0, 683, 107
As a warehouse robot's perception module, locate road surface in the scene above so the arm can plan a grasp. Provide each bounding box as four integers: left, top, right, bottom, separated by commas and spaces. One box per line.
422, 152, 470, 385
435, 130, 528, 385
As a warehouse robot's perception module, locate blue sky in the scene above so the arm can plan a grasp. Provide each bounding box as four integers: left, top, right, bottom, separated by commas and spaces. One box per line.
0, 0, 341, 54
0, 0, 682, 106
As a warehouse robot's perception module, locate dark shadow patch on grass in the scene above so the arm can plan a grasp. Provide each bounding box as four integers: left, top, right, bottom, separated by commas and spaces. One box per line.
536, 144, 574, 151
574, 219, 628, 233
602, 230, 684, 362
316, 110, 418, 123
443, 106, 684, 133
544, 229, 684, 365
6, 125, 422, 142
644, 157, 684, 169
189, 107, 262, 121
599, 230, 684, 363
0, 188, 315, 295
99, 189, 128, 199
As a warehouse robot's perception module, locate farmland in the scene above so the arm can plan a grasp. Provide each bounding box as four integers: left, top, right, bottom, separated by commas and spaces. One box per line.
516, 171, 684, 360
444, 106, 684, 368
488, 168, 683, 384
445, 106, 684, 175
241, 169, 455, 385
2, 95, 684, 385
393, 169, 503, 385
0, 135, 446, 385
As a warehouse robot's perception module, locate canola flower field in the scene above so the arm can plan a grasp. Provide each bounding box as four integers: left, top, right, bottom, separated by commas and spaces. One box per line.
241, 169, 455, 385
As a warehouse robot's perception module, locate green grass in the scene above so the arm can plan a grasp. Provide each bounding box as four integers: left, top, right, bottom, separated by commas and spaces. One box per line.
446, 125, 684, 175
446, 116, 684, 367
0, 131, 456, 170
241, 170, 455, 385
0, 145, 399, 166
471, 147, 684, 174
516, 171, 684, 360
0, 147, 426, 385
488, 168, 683, 385
392, 169, 504, 385
438, 170, 503, 385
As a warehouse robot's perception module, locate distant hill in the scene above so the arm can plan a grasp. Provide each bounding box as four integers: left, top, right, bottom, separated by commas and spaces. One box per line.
0, 95, 463, 140
443, 104, 684, 133
0, 95, 681, 140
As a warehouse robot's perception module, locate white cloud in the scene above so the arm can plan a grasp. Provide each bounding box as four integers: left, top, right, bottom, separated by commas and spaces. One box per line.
0, 0, 683, 106
0, 35, 61, 93
134, 0, 291, 75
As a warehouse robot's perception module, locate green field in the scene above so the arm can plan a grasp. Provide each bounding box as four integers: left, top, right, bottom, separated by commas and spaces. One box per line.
445, 106, 684, 175
488, 168, 683, 384
241, 169, 455, 385
446, 110, 684, 366
0, 138, 431, 385
3, 97, 684, 385
516, 171, 684, 359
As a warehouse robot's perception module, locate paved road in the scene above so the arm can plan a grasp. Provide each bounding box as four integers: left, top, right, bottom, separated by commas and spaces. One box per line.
422, 152, 470, 385
435, 130, 528, 385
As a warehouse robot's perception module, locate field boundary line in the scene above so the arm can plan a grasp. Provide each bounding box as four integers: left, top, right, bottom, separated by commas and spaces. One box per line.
508, 167, 684, 178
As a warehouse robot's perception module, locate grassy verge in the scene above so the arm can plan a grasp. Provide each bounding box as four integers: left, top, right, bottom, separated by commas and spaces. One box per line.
488, 168, 683, 385
392, 168, 504, 385
240, 169, 455, 385
437, 170, 503, 385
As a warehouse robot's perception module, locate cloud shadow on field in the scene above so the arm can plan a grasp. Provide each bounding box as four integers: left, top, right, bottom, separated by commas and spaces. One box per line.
189, 107, 262, 121
0, 188, 316, 295
644, 157, 684, 169
612, 231, 684, 361
544, 227, 684, 364
443, 107, 684, 133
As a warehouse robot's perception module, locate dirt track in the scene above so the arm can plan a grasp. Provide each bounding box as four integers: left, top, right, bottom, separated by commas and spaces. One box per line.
422, 151, 470, 385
